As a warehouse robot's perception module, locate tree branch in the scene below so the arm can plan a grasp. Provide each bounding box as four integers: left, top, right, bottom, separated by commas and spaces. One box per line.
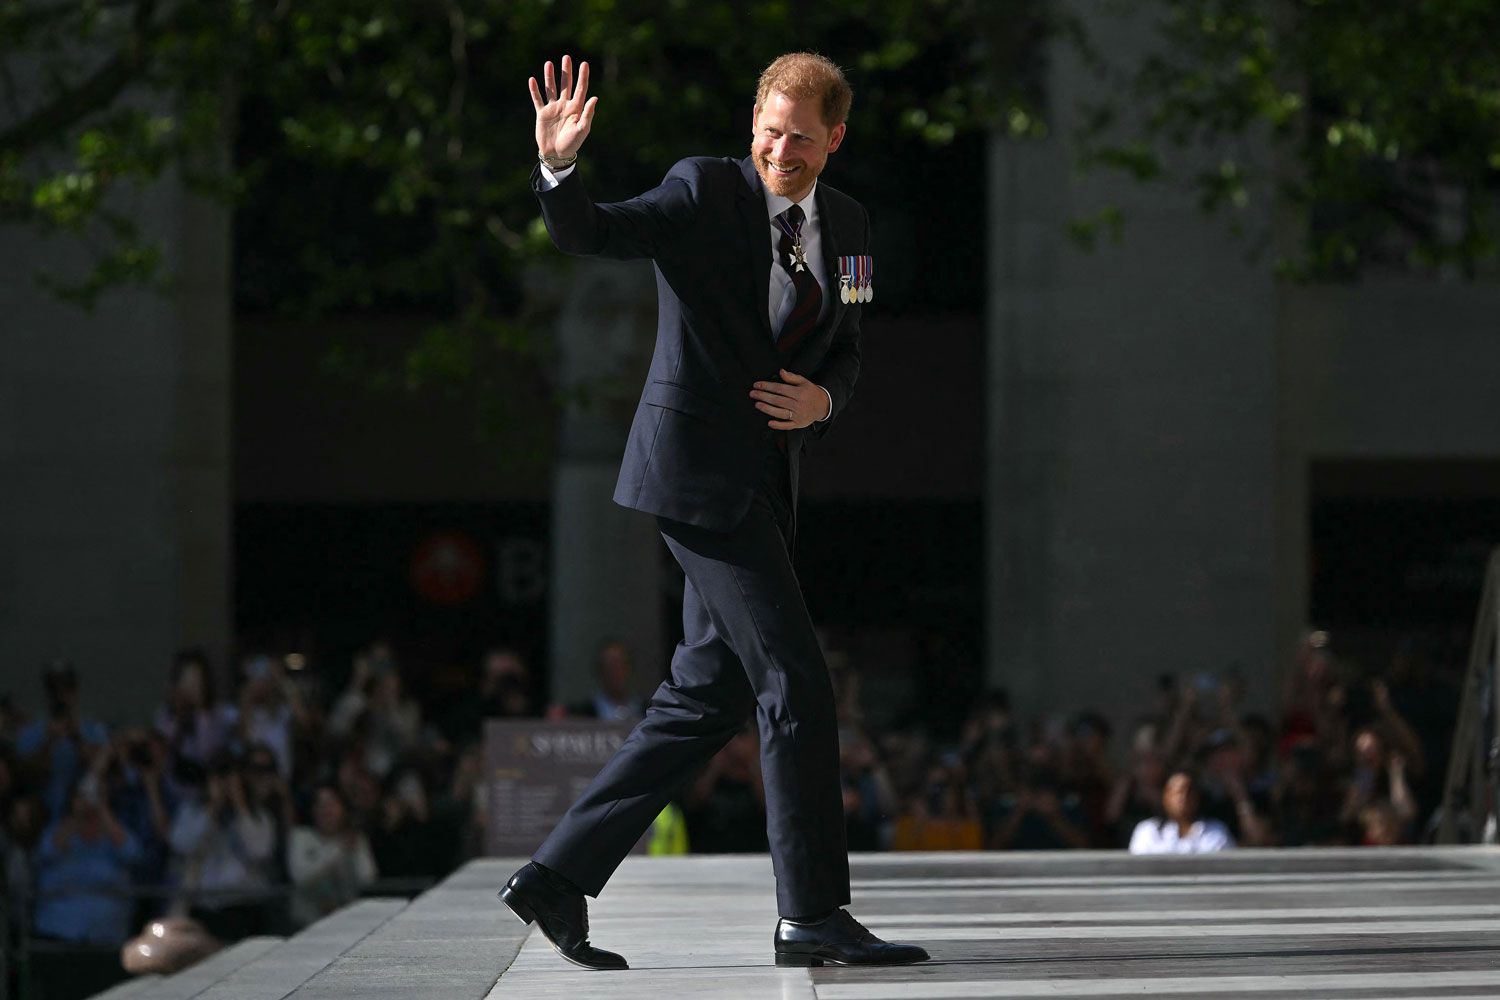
444, 1, 467, 162
0, 0, 161, 156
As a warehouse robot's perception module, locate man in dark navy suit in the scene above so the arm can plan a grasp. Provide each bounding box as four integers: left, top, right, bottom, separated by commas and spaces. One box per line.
498, 52, 928, 971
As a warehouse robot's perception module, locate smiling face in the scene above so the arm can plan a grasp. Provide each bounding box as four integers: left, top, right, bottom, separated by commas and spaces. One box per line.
751, 90, 845, 202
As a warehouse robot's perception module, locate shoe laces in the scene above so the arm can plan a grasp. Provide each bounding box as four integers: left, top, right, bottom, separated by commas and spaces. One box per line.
836, 910, 878, 943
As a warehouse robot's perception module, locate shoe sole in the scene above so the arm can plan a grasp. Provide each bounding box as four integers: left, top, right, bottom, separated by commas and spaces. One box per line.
496, 888, 629, 972
555, 947, 628, 972
775, 952, 929, 967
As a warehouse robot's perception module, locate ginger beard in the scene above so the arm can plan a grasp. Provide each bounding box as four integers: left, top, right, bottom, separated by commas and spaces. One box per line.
754, 146, 817, 199
750, 90, 845, 202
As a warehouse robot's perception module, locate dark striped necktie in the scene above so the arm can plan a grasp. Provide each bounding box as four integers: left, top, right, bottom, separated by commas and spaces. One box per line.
773, 203, 821, 354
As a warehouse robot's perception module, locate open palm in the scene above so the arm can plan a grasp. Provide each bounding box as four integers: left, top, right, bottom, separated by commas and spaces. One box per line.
529, 55, 597, 160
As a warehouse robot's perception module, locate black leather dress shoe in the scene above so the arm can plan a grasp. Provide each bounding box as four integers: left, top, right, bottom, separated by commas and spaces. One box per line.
774, 909, 930, 967
498, 862, 628, 970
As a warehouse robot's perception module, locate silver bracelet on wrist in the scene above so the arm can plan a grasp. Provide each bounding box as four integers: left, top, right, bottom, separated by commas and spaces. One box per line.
539, 150, 578, 171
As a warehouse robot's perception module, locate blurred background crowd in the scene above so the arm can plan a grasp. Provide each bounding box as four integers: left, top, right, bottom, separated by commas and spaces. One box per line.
0, 626, 1462, 994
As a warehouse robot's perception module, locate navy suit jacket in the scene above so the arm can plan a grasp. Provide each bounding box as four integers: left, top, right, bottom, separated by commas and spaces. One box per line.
532, 155, 868, 533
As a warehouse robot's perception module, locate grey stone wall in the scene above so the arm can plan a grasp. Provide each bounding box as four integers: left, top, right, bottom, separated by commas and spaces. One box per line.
0, 175, 231, 724
985, 6, 1279, 722
547, 260, 664, 707
1275, 281, 1500, 660
986, 6, 1500, 732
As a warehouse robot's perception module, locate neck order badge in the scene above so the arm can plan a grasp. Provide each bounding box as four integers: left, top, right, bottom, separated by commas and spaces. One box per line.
774, 206, 809, 273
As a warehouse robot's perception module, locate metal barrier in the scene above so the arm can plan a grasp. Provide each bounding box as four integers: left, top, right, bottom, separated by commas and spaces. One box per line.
1437, 546, 1500, 843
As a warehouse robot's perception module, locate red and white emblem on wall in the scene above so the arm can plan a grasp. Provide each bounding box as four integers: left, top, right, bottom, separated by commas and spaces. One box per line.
410, 530, 486, 606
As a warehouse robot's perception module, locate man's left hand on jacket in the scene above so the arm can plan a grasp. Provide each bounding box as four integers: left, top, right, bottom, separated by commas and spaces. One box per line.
750, 369, 832, 430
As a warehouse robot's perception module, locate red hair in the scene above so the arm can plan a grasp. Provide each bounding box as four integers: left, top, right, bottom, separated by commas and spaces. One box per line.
755, 52, 853, 128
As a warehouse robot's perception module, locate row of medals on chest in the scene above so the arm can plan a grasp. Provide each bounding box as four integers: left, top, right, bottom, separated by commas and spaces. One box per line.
787, 237, 872, 304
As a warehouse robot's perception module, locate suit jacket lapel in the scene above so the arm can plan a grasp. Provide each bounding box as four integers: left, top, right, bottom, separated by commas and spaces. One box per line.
736, 157, 776, 346
813, 182, 849, 340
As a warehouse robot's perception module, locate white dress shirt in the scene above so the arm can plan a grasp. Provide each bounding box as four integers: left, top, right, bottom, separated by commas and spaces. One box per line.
762, 182, 830, 329
762, 183, 835, 424
1128, 817, 1236, 855
539, 160, 833, 422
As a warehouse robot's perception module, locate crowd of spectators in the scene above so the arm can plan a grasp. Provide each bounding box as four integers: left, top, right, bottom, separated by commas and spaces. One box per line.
685, 631, 1463, 857
0, 642, 486, 975
0, 627, 1468, 991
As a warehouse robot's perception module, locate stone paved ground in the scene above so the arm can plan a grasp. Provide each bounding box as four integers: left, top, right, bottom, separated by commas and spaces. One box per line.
94, 846, 1500, 999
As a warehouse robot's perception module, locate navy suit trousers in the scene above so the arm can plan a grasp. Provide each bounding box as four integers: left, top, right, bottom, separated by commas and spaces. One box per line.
532, 448, 851, 918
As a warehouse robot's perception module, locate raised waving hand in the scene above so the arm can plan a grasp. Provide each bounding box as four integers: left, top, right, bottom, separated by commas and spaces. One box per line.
530, 55, 597, 161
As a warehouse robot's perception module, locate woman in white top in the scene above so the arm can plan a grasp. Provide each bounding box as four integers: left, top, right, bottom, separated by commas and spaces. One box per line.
328, 658, 422, 779
287, 784, 377, 928
169, 756, 277, 939
227, 654, 310, 780
1129, 768, 1235, 855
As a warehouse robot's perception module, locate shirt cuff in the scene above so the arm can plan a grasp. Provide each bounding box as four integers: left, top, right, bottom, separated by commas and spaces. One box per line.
815, 384, 833, 422
538, 162, 575, 190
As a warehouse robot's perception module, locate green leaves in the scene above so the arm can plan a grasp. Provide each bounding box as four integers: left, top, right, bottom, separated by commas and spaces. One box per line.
38, 239, 166, 310
1079, 0, 1500, 279
1067, 206, 1125, 250
31, 172, 101, 228
6, 0, 1043, 314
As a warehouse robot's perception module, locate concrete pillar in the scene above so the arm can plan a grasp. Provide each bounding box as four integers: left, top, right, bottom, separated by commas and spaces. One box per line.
985, 5, 1279, 724
0, 171, 231, 724
985, 116, 1069, 719
546, 260, 664, 707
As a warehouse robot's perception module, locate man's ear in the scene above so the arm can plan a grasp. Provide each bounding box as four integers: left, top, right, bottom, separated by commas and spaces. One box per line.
826, 122, 846, 154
